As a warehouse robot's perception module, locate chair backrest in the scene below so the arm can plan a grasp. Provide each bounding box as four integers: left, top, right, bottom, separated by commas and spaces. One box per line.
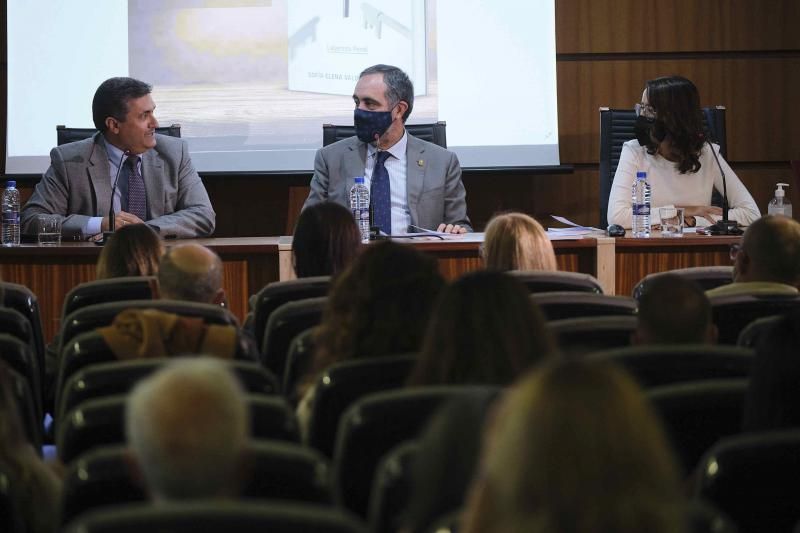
58, 299, 238, 356
695, 430, 800, 533
261, 297, 327, 381
547, 315, 637, 353
368, 441, 419, 533
58, 394, 298, 463
333, 385, 501, 517
57, 358, 278, 428
598, 106, 727, 227
632, 266, 734, 299
309, 354, 418, 458
507, 270, 604, 294
736, 314, 784, 348
0, 282, 45, 390
0, 468, 25, 533
251, 277, 331, 353
530, 292, 637, 321
4, 365, 42, 451
587, 345, 754, 389
61, 501, 367, 533
62, 277, 155, 320
56, 124, 181, 146
648, 379, 748, 476
0, 334, 42, 426
323, 122, 447, 148
282, 327, 316, 400
61, 441, 332, 526
709, 293, 800, 345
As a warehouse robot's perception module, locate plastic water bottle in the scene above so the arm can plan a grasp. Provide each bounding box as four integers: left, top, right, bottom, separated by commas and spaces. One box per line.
631, 171, 651, 238
349, 177, 370, 243
1, 180, 20, 247
768, 183, 792, 218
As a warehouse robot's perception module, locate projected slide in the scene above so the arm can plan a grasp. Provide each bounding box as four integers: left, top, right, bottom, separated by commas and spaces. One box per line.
6, 0, 558, 173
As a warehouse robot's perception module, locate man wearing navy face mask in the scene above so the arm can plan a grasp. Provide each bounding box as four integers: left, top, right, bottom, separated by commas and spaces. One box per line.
303, 64, 471, 234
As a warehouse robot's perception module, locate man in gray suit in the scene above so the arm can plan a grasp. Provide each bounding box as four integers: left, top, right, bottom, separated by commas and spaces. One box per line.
304, 64, 471, 234
21, 77, 215, 241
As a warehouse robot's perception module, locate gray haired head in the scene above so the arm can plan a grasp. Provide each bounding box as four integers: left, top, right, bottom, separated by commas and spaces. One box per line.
359, 64, 414, 122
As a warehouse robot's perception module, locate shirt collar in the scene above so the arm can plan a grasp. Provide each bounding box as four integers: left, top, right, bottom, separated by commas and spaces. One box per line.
368, 129, 407, 161
102, 136, 128, 168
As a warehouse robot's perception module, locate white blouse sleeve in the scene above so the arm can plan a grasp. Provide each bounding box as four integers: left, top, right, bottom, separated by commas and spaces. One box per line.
607, 142, 639, 228
709, 144, 761, 226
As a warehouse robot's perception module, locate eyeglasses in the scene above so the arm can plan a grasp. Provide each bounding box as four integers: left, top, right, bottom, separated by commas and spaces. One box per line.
634, 102, 656, 119
729, 243, 742, 261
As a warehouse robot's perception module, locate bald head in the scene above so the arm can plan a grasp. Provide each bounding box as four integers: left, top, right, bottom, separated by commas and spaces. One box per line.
126, 358, 249, 500
158, 244, 224, 304
736, 215, 800, 286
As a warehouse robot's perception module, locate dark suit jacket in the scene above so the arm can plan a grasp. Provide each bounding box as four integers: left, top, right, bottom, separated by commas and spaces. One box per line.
303, 133, 471, 231
21, 133, 215, 240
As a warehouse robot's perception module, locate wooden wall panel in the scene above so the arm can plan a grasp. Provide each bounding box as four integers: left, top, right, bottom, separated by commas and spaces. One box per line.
557, 58, 800, 164
556, 0, 800, 53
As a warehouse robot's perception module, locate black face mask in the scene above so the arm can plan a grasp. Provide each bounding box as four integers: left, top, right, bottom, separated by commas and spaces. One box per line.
634, 115, 655, 146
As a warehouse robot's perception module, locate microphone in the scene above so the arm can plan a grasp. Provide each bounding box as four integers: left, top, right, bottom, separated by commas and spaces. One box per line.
705, 140, 743, 235
96, 150, 130, 246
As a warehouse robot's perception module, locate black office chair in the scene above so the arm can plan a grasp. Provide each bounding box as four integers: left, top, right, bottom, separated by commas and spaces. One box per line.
61, 277, 155, 320
250, 277, 331, 354
2, 364, 43, 452
530, 292, 637, 321
648, 379, 748, 475
283, 327, 316, 399
587, 345, 754, 389
547, 315, 637, 353
0, 334, 43, 427
0, 468, 25, 533
368, 441, 419, 533
56, 124, 181, 146
323, 122, 447, 148
507, 270, 604, 294
57, 358, 278, 427
61, 501, 366, 533
695, 430, 800, 533
0, 282, 46, 391
261, 297, 327, 383
736, 314, 784, 348
333, 386, 501, 517
308, 354, 418, 458
632, 266, 734, 300
709, 293, 800, 345
598, 106, 727, 227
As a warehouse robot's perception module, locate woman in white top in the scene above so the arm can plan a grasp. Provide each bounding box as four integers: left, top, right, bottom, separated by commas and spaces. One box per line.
607, 76, 760, 229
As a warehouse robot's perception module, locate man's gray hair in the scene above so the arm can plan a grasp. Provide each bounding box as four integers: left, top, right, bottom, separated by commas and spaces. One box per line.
360, 64, 414, 122
126, 357, 249, 500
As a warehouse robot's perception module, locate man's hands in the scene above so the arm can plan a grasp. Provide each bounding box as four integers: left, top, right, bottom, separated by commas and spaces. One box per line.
437, 223, 468, 234
102, 211, 145, 232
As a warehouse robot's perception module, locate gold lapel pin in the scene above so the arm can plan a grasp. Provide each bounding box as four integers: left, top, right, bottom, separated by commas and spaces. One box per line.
417, 159, 424, 167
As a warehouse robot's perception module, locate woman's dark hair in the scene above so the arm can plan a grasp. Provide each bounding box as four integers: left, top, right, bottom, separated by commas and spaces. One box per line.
96, 223, 163, 279
292, 202, 362, 278
742, 310, 800, 432
645, 75, 706, 174
409, 271, 555, 387
306, 241, 445, 386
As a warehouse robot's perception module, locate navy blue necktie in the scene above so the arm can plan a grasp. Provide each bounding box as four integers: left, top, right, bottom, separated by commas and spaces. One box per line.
371, 150, 392, 235
126, 155, 147, 221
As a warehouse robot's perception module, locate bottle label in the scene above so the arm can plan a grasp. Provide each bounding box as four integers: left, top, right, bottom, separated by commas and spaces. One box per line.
2, 211, 19, 224
632, 204, 650, 216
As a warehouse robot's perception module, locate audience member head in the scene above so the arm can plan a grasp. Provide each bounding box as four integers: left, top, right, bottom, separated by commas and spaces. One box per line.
635, 274, 717, 345
157, 244, 225, 305
742, 310, 800, 432
293, 202, 361, 278
482, 212, 557, 272
639, 75, 705, 173
732, 215, 800, 286
310, 241, 445, 379
126, 357, 249, 501
462, 358, 684, 533
96, 223, 163, 279
409, 271, 555, 386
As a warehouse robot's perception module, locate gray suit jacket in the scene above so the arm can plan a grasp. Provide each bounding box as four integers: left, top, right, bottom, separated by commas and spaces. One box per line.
21, 133, 215, 240
303, 134, 471, 231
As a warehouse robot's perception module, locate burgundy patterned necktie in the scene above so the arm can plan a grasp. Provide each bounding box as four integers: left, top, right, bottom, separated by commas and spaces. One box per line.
126, 155, 147, 220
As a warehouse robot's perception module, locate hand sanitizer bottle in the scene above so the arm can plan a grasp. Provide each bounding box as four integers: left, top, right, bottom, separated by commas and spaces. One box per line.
768, 183, 792, 218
